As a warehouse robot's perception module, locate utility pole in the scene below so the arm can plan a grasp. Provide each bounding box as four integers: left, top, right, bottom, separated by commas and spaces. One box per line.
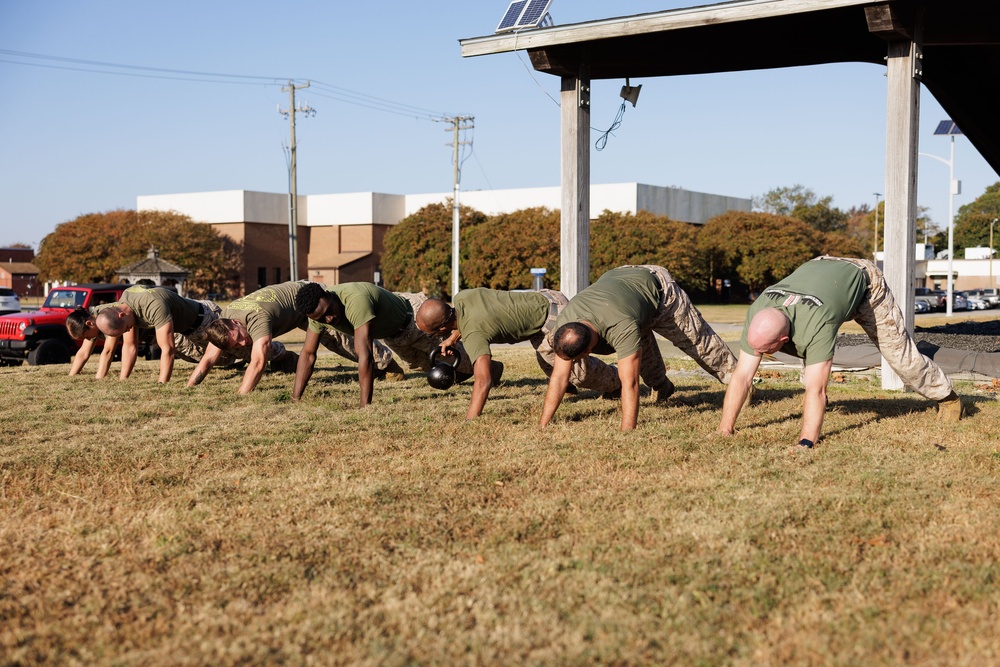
279, 81, 315, 282
437, 115, 474, 297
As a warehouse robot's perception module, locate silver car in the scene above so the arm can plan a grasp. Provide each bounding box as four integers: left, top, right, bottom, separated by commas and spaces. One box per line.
0, 287, 20, 315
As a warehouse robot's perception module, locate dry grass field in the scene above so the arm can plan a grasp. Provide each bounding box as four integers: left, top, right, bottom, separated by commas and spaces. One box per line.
2, 326, 999, 666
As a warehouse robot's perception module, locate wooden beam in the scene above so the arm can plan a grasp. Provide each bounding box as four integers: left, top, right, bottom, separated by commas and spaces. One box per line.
560, 66, 590, 298
881, 36, 921, 391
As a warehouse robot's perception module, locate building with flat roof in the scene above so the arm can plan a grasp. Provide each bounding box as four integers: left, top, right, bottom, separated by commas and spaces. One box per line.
138, 183, 750, 295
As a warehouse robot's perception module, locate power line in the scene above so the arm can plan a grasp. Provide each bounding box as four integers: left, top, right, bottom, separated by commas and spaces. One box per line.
0, 49, 469, 120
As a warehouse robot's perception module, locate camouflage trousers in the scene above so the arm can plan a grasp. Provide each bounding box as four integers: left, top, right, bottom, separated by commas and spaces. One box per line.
383, 292, 474, 374
534, 289, 621, 393
173, 299, 228, 364
814, 256, 954, 401
627, 265, 738, 389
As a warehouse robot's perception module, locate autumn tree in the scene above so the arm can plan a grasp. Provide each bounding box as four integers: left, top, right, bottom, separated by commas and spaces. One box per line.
34, 209, 243, 297
381, 202, 487, 298
700, 211, 818, 297
462, 207, 561, 290
952, 181, 1000, 255
591, 210, 708, 295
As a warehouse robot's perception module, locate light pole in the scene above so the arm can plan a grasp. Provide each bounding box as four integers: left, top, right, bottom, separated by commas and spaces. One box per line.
919, 120, 963, 316
991, 218, 997, 287
872, 192, 882, 260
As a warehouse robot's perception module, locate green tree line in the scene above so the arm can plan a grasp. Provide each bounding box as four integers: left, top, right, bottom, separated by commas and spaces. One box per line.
382, 197, 868, 301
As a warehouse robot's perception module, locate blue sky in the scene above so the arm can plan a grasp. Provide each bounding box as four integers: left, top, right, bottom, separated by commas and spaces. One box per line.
1, 0, 997, 250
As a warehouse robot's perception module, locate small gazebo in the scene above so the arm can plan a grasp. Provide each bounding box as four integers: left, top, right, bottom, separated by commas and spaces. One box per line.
116, 247, 190, 295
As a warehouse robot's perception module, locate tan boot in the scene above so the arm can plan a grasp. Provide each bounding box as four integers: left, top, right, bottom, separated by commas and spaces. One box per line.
379, 358, 406, 382
937, 391, 966, 422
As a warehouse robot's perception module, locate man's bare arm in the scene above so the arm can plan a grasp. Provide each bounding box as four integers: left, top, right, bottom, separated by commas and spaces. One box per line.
717, 350, 763, 436
155, 322, 176, 383
799, 360, 832, 446
68, 338, 96, 376
539, 356, 573, 428
238, 335, 272, 395
187, 343, 226, 387
617, 351, 641, 431
119, 328, 139, 380
466, 354, 494, 419
353, 322, 375, 408
292, 330, 322, 400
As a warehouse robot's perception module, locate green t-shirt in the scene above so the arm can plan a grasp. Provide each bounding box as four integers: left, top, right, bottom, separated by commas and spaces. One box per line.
454, 288, 549, 363
222, 281, 307, 341
556, 267, 662, 359
307, 283, 411, 340
740, 259, 869, 365
121, 286, 200, 332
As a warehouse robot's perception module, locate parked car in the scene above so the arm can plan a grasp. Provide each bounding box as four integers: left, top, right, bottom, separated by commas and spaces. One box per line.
914, 298, 932, 313
0, 284, 134, 366
922, 290, 967, 311
0, 287, 20, 315
966, 288, 999, 308
966, 295, 990, 310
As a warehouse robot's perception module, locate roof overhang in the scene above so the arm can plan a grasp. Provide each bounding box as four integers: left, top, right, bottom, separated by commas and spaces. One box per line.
460, 0, 1000, 173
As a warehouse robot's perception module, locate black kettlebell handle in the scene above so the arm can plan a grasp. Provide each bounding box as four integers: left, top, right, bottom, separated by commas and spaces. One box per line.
430, 346, 460, 368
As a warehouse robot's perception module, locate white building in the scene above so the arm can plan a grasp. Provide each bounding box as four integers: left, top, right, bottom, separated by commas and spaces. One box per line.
138, 183, 751, 294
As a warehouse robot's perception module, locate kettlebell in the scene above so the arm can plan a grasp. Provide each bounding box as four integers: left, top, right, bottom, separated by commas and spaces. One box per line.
427, 346, 461, 390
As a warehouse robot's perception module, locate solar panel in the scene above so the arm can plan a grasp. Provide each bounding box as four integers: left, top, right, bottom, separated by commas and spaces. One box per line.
518, 0, 552, 27
495, 0, 552, 33
934, 120, 963, 136
496, 0, 529, 33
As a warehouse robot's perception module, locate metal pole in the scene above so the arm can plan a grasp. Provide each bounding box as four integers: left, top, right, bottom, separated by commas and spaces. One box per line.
946, 134, 955, 316
280, 81, 313, 283
991, 218, 997, 287
452, 121, 460, 298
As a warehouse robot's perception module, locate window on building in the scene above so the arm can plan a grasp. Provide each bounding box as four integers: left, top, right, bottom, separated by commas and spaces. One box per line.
274, 267, 281, 284
257, 267, 266, 289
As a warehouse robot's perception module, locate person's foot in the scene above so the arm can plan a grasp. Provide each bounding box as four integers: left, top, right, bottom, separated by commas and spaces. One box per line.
602, 388, 621, 400
269, 351, 299, 373
490, 360, 504, 385
378, 358, 406, 382
937, 391, 966, 422
654, 377, 675, 403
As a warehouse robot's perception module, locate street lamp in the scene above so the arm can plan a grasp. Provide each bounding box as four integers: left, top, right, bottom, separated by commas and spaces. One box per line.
919, 120, 963, 316
872, 192, 882, 260
991, 218, 997, 287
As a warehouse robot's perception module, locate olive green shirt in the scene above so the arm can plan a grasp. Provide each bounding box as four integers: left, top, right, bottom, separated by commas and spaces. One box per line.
307, 283, 411, 339
121, 286, 200, 332
556, 267, 662, 359
222, 281, 307, 341
740, 258, 869, 365
454, 288, 549, 363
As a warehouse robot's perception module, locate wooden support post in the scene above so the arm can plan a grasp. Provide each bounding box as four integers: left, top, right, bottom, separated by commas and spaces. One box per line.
560, 64, 590, 298
881, 38, 921, 390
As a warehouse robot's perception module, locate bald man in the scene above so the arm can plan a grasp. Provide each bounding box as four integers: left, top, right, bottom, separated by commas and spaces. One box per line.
541, 265, 737, 431
717, 256, 965, 448
415, 288, 620, 419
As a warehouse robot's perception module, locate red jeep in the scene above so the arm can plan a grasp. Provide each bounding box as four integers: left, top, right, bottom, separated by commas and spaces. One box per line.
0, 284, 127, 366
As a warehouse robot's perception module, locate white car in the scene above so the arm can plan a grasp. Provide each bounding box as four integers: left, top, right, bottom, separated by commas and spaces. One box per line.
0, 287, 20, 315
966, 295, 990, 310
